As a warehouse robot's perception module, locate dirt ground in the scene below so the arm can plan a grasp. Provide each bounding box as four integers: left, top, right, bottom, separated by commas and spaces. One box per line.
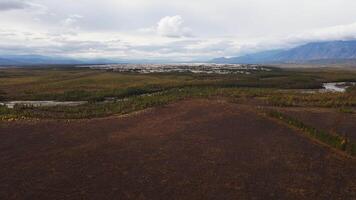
276, 107, 356, 143
0, 99, 355, 200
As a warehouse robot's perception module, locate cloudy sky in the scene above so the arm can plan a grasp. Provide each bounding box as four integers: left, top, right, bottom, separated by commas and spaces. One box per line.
1, 0, 356, 61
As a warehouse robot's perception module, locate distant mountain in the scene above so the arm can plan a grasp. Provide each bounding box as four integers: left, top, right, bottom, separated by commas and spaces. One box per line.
4, 40, 356, 65
212, 40, 356, 64
0, 55, 125, 66
0, 55, 84, 65
212, 50, 283, 64
276, 40, 356, 61
0, 55, 191, 66
0, 58, 17, 65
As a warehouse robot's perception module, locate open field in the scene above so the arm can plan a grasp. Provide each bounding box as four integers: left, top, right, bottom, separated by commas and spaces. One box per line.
1, 66, 356, 199
1, 99, 356, 199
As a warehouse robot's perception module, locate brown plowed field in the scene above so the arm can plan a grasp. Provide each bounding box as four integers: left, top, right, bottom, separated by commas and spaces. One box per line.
0, 100, 355, 200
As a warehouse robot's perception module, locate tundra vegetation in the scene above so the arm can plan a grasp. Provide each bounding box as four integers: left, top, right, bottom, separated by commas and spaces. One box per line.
1, 66, 356, 155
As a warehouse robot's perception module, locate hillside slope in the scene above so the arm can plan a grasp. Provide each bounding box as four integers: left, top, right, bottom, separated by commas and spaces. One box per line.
213, 40, 356, 64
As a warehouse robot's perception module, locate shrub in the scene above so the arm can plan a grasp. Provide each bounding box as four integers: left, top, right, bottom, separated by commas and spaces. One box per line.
266, 110, 356, 156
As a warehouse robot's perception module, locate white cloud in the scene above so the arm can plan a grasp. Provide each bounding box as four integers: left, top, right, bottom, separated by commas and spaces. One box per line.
157, 15, 192, 38
285, 22, 356, 45
61, 14, 83, 27
1, 0, 356, 61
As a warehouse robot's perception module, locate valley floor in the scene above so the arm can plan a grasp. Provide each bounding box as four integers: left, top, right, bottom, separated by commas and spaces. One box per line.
1, 99, 355, 199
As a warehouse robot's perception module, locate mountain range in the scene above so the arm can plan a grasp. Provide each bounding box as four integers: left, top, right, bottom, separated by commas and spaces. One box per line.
0, 55, 177, 66
2, 40, 356, 65
212, 40, 356, 64
0, 55, 124, 66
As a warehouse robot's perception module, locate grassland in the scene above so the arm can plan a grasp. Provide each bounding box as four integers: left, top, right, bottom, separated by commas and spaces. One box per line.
2, 99, 356, 199
1, 66, 356, 119
1, 67, 356, 145
1, 66, 356, 199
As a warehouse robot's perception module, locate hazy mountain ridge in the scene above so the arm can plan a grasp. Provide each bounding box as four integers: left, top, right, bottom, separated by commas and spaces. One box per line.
0, 55, 125, 66
212, 40, 356, 64
0, 55, 176, 66
0, 55, 84, 65
3, 40, 356, 65
212, 50, 284, 64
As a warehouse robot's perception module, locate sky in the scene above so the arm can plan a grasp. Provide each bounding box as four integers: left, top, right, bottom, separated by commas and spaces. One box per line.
1, 0, 356, 61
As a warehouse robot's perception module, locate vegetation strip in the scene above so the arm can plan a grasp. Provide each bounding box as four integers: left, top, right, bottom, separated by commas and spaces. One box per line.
0, 87, 217, 120
1, 67, 356, 120
264, 110, 356, 156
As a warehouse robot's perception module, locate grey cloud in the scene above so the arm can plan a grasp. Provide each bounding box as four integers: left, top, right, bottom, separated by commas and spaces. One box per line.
0, 0, 30, 11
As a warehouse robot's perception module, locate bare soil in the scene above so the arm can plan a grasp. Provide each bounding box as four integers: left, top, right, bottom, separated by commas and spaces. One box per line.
0, 99, 355, 200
